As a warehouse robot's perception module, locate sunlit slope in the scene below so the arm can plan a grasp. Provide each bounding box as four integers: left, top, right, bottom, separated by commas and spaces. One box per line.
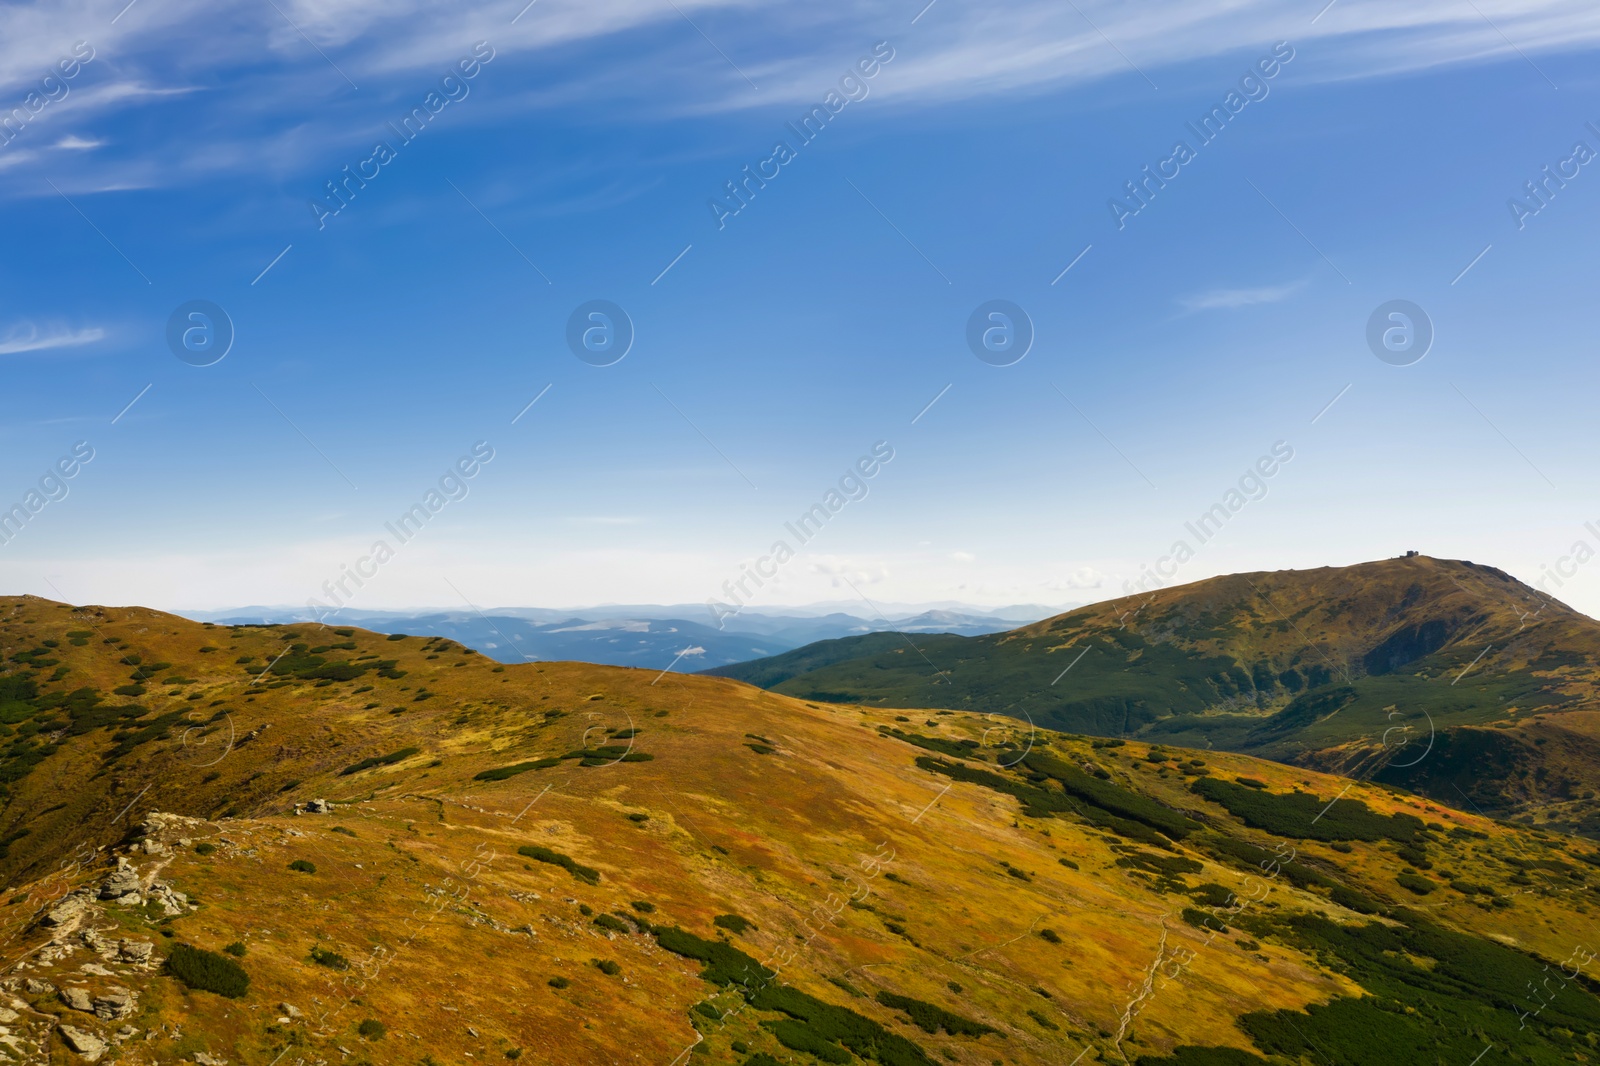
0, 595, 1597, 1064
708, 557, 1600, 833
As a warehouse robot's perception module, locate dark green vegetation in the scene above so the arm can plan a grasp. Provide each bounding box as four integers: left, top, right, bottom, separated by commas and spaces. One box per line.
1190, 778, 1423, 843
713, 913, 753, 935
0, 675, 209, 806
873, 991, 998, 1037
559, 745, 654, 767
706, 557, 1600, 829
915, 751, 1195, 846
879, 727, 980, 760
518, 845, 600, 885
165, 943, 250, 998
260, 645, 402, 683
1143, 908, 1600, 1066
339, 746, 421, 776
653, 926, 949, 1066
309, 946, 350, 970
472, 758, 560, 780
288, 859, 316, 873
357, 1019, 386, 1039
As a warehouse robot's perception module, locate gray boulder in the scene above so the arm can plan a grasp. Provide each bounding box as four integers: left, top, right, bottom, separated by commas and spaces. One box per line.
58, 986, 94, 1012
58, 1023, 107, 1061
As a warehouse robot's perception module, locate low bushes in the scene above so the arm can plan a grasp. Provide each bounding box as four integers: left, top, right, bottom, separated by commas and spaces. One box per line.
1191, 778, 1423, 843
339, 746, 421, 776
310, 946, 350, 970
518, 845, 600, 885
873, 991, 997, 1037
166, 943, 249, 998
714, 913, 754, 935
473, 759, 559, 781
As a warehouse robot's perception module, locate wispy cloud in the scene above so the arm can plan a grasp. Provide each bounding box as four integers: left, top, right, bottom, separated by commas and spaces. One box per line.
0, 323, 105, 355
1179, 281, 1306, 313
0, 0, 1595, 197
53, 135, 103, 150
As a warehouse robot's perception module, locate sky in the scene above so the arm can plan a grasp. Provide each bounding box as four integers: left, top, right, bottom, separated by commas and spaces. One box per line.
1, 0, 1599, 622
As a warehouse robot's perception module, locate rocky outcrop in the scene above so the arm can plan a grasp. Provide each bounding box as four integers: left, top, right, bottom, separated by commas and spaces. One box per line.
58, 1023, 107, 1061
58, 986, 93, 1012
96, 861, 140, 902
93, 988, 133, 1021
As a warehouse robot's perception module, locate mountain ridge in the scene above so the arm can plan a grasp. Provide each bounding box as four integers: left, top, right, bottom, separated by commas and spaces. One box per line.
705, 556, 1600, 835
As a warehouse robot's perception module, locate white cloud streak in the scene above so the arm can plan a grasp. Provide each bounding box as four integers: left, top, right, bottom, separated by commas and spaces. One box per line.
0, 0, 1594, 194
0, 323, 105, 355
1179, 280, 1307, 312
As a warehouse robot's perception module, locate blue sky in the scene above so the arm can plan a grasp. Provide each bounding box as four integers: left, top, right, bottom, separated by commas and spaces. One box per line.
1, 0, 1599, 619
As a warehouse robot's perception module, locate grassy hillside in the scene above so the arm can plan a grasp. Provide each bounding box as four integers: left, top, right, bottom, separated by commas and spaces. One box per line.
706, 556, 1600, 834
1, 594, 1599, 1065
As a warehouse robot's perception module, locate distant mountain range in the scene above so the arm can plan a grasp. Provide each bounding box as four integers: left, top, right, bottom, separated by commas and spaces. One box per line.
174, 602, 1061, 671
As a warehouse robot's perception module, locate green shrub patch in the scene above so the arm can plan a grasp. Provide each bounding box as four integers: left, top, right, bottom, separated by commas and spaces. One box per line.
165, 943, 249, 998
339, 746, 421, 776
914, 756, 1172, 846
518, 845, 600, 885
873, 991, 997, 1037
714, 913, 754, 935
652, 926, 936, 1065
310, 946, 349, 970
767, 1019, 852, 1063
593, 914, 632, 934
1191, 778, 1423, 843
881, 728, 982, 760
473, 758, 560, 781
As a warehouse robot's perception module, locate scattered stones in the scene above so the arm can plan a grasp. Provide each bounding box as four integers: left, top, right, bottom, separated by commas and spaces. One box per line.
306, 799, 331, 814
118, 940, 155, 965
58, 1023, 107, 1061
279, 1003, 301, 1019
0, 1007, 17, 1024
193, 1052, 228, 1065
146, 882, 190, 917
24, 979, 52, 996
79, 963, 115, 977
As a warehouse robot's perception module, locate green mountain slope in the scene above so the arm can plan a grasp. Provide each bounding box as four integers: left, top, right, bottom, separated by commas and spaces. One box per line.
705, 556, 1600, 834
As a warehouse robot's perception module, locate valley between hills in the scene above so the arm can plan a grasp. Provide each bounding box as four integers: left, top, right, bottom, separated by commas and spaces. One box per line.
0, 579, 1597, 1065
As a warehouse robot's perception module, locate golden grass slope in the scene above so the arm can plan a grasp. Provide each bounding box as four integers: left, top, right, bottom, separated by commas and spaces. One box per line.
0, 595, 1595, 1065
